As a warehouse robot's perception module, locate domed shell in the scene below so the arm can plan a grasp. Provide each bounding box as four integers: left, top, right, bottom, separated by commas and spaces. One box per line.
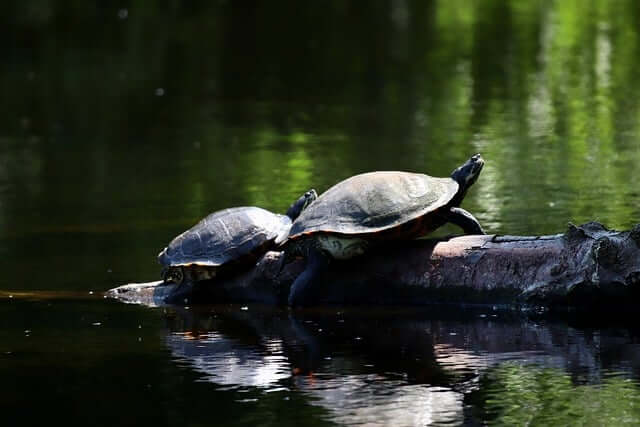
288, 171, 459, 238
158, 207, 292, 268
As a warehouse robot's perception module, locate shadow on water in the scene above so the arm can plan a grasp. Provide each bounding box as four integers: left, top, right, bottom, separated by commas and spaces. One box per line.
163, 305, 640, 425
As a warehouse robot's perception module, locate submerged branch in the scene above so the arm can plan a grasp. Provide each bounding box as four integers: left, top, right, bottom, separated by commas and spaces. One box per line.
109, 222, 640, 308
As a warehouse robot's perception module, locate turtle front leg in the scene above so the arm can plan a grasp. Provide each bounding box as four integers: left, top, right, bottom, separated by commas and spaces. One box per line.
447, 207, 485, 235
288, 248, 330, 307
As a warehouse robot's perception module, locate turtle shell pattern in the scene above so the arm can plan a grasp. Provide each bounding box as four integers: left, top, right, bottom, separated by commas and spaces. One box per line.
288, 172, 459, 239
158, 207, 292, 268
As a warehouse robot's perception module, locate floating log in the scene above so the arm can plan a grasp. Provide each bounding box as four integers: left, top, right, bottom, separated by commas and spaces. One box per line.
108, 222, 640, 308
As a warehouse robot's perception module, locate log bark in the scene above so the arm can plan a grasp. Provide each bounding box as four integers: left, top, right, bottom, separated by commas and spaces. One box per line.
108, 222, 640, 308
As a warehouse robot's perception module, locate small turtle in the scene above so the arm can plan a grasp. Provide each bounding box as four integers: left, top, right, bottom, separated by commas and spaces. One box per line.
283, 154, 485, 306
159, 189, 317, 303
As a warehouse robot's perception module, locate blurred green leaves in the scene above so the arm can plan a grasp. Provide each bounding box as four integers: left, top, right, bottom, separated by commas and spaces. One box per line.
477, 363, 640, 426
3, 1, 640, 288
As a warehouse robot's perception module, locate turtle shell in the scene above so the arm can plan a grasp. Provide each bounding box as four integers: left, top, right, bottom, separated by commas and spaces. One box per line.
288, 171, 459, 239
158, 207, 292, 268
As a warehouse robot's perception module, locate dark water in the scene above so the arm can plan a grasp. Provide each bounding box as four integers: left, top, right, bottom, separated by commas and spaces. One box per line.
3, 1, 640, 425
5, 301, 640, 426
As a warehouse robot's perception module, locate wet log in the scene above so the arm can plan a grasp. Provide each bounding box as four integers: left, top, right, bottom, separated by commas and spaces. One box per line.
108, 222, 640, 308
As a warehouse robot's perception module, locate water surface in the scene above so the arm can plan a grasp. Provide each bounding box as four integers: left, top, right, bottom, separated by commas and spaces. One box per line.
3, 1, 640, 425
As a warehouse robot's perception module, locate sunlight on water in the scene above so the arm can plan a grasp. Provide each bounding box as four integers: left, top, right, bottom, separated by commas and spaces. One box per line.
168, 332, 291, 389
300, 376, 463, 427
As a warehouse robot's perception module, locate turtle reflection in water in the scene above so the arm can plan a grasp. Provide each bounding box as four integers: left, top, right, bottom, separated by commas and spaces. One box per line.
283, 154, 486, 306
158, 190, 317, 303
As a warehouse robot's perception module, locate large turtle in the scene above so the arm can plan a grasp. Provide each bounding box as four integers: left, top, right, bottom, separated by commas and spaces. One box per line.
159, 189, 317, 303
283, 154, 485, 306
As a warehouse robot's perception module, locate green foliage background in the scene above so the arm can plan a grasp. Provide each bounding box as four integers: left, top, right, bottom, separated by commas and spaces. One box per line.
2, 0, 640, 287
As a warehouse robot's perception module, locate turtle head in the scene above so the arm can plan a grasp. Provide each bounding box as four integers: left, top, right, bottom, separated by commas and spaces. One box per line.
451, 153, 484, 191
286, 189, 318, 220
